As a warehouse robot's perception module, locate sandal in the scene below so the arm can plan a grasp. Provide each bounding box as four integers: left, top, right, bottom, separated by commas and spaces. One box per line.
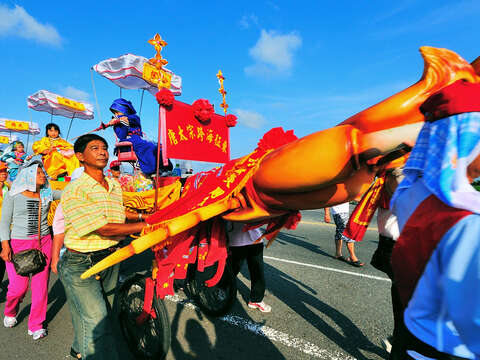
346, 258, 364, 267
334, 255, 346, 261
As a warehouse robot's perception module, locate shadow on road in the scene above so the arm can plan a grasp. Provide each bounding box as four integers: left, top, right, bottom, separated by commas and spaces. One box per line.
263, 262, 387, 360
275, 231, 331, 258
169, 301, 286, 359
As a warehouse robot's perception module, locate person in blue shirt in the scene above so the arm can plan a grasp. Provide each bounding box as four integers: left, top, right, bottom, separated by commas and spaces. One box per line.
172, 163, 181, 177
390, 81, 480, 360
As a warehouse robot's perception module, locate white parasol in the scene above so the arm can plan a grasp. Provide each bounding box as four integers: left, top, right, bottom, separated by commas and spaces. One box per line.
0, 118, 40, 135
0, 118, 40, 150
27, 89, 94, 139
93, 53, 182, 96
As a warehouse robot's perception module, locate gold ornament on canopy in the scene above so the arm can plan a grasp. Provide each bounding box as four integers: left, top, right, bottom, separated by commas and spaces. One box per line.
143, 34, 172, 89
148, 33, 169, 70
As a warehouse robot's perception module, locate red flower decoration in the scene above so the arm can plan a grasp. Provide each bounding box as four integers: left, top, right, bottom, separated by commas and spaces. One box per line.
225, 114, 237, 127
192, 99, 214, 124
156, 88, 174, 107
257, 127, 298, 151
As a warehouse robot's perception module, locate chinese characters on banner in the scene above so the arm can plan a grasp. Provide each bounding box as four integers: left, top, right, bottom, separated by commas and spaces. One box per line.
57, 96, 86, 111
0, 136, 9, 144
164, 100, 230, 163
5, 120, 29, 132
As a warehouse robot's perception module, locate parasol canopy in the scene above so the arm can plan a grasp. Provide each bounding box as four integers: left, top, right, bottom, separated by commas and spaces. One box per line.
93, 53, 182, 96
27, 90, 94, 120
0, 118, 40, 135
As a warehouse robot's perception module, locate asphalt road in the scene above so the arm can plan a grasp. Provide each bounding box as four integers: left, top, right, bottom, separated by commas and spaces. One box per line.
0, 209, 393, 360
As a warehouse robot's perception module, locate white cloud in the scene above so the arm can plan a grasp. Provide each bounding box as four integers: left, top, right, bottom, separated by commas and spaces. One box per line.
239, 14, 259, 29
234, 109, 266, 129
245, 29, 301, 77
0, 4, 61, 46
62, 86, 90, 103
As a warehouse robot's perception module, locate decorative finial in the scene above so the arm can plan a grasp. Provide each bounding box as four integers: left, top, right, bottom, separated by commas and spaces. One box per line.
148, 34, 168, 70
216, 70, 228, 115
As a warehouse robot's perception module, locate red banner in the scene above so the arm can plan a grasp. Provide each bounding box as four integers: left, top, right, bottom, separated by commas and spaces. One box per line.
162, 100, 230, 163
342, 173, 386, 242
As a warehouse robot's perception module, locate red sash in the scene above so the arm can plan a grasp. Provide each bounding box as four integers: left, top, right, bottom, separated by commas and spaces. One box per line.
342, 174, 386, 241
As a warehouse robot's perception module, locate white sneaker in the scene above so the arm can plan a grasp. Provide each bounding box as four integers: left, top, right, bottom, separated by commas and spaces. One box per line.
3, 316, 17, 328
382, 336, 393, 353
28, 328, 47, 340
248, 301, 272, 313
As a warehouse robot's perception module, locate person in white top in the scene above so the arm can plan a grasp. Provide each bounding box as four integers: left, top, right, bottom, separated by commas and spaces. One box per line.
324, 202, 364, 267
227, 222, 271, 313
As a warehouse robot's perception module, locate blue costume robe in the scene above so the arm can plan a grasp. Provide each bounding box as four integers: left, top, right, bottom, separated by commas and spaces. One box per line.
110, 98, 172, 175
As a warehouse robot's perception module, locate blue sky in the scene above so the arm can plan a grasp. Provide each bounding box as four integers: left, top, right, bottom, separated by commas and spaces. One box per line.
0, 1, 478, 171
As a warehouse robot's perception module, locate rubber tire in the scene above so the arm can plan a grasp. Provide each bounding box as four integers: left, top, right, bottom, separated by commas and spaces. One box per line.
188, 262, 237, 317
117, 274, 171, 360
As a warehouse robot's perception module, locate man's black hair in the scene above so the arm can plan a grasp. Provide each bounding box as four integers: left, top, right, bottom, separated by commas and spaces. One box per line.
45, 123, 61, 136
74, 134, 109, 153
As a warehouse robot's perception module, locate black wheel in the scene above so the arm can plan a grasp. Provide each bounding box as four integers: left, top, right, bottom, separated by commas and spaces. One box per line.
117, 274, 171, 360
188, 261, 237, 317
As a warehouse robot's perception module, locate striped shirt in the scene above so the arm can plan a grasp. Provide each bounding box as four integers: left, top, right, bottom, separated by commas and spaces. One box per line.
61, 172, 125, 252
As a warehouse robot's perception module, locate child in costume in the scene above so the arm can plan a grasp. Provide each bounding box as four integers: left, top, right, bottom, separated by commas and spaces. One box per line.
32, 123, 80, 180
108, 98, 172, 176
1, 141, 32, 181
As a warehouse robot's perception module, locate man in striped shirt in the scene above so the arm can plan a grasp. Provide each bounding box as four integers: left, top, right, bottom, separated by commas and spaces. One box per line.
58, 134, 146, 360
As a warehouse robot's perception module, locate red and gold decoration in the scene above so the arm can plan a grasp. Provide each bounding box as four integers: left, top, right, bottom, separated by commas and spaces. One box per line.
342, 173, 386, 242
122, 180, 182, 213
121, 128, 300, 297
159, 99, 231, 163
216, 70, 238, 127
216, 70, 228, 115
148, 33, 168, 69
81, 128, 301, 281
143, 34, 172, 89
81, 46, 480, 293
192, 99, 214, 124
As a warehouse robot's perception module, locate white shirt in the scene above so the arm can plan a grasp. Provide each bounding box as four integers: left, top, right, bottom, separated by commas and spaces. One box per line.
377, 208, 400, 240
228, 222, 263, 247
330, 202, 349, 215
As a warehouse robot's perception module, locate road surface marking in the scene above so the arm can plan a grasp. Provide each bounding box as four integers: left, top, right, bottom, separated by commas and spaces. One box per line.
165, 294, 357, 360
264, 256, 390, 282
